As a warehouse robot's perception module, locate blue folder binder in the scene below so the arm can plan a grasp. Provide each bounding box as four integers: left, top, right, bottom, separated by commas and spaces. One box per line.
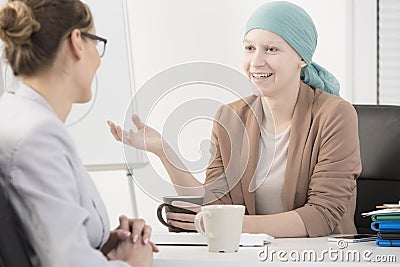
376, 239, 400, 247
371, 221, 400, 232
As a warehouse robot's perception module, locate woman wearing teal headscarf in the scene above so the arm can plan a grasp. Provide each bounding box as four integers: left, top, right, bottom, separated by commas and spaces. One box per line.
109, 1, 361, 237
245, 1, 340, 95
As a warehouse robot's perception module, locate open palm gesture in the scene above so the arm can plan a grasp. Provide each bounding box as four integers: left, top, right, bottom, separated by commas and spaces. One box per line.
107, 115, 164, 156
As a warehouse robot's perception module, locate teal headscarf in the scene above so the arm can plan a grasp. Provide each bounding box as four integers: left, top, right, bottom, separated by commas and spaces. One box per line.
245, 1, 340, 95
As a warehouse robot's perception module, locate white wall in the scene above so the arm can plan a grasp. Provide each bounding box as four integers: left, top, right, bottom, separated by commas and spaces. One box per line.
90, 0, 367, 232
127, 0, 353, 100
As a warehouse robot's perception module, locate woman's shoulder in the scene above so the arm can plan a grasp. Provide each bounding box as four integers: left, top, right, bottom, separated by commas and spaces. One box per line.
1, 92, 63, 135
0, 92, 72, 165
312, 88, 357, 119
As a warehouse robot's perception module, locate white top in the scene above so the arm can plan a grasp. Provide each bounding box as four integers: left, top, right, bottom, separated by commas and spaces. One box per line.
254, 122, 291, 215
0, 84, 129, 267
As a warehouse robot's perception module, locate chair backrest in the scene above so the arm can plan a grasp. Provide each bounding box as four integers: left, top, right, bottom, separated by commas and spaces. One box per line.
0, 180, 40, 267
353, 105, 400, 234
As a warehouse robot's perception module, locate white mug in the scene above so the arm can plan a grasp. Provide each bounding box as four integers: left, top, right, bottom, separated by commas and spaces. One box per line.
194, 205, 245, 253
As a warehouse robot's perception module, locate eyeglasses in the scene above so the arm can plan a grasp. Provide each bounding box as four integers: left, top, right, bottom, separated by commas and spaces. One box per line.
81, 32, 108, 57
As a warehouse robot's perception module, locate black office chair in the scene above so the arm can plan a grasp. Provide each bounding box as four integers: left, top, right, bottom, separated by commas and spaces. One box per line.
353, 105, 400, 234
0, 179, 40, 267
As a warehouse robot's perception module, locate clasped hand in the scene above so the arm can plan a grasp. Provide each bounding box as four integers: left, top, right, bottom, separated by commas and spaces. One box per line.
102, 215, 158, 267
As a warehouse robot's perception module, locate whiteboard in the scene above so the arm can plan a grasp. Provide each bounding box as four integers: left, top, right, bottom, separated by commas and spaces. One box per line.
0, 0, 143, 170
66, 0, 143, 170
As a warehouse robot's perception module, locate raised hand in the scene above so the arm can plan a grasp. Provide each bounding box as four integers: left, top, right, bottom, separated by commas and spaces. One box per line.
107, 114, 165, 156
108, 115, 203, 195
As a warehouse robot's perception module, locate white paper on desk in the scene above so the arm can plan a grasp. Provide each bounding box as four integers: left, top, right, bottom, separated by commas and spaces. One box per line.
361, 208, 400, 216
152, 232, 273, 247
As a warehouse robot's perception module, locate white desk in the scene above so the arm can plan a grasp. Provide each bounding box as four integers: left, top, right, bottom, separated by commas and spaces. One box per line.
154, 237, 400, 267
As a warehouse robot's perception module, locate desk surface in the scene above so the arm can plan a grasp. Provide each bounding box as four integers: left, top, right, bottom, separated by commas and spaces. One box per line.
154, 237, 400, 267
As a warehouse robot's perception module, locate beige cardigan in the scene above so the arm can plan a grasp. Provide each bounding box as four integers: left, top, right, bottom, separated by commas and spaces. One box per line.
204, 82, 362, 237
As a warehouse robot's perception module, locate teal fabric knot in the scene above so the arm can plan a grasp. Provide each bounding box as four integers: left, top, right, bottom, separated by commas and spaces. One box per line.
301, 62, 340, 96
245, 1, 340, 96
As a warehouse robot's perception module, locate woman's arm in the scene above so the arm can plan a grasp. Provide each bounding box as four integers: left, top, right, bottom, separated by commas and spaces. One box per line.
108, 115, 206, 196
243, 211, 307, 237
294, 101, 361, 237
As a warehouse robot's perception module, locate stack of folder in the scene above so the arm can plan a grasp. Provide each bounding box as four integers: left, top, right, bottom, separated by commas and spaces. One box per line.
362, 203, 400, 247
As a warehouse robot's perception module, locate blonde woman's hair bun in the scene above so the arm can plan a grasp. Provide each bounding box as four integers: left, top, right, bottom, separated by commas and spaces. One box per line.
0, 1, 41, 47
0, 0, 93, 76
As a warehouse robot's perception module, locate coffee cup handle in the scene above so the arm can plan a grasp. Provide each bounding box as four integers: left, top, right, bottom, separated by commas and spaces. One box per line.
157, 203, 173, 228
194, 211, 213, 238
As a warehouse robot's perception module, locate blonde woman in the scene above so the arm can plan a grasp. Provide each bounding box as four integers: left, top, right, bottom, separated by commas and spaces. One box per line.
0, 0, 157, 266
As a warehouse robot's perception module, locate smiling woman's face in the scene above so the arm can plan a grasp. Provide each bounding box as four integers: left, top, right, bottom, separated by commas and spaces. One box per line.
242, 28, 305, 97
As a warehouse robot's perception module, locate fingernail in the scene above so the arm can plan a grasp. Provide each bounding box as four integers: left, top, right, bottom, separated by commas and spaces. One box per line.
143, 238, 149, 244
123, 231, 131, 238
132, 234, 138, 243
